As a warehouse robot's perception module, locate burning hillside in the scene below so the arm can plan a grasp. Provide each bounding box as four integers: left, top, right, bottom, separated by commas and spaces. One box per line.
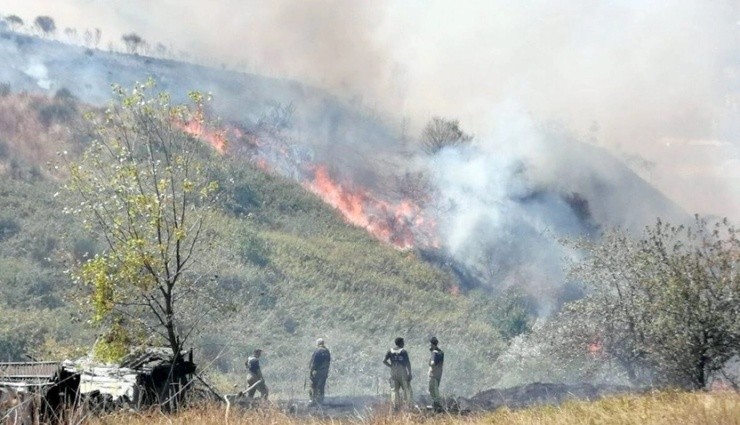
173, 89, 687, 311
0, 28, 688, 310
178, 117, 227, 154
179, 118, 435, 249
306, 165, 431, 249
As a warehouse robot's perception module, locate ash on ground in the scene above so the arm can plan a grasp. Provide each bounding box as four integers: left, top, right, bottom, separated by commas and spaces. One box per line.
226, 382, 636, 419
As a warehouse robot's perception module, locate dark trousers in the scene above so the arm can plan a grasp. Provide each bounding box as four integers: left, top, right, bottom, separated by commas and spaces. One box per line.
310, 371, 328, 403
247, 375, 268, 400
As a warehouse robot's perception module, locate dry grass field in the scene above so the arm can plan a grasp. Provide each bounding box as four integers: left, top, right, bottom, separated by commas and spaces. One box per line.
83, 391, 739, 425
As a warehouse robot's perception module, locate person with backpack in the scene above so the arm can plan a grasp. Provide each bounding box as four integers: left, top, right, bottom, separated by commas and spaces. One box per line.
382, 337, 413, 410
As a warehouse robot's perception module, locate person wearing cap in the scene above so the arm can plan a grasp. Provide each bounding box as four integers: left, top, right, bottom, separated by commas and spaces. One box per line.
382, 337, 413, 410
308, 338, 331, 405
428, 336, 444, 412
245, 349, 268, 400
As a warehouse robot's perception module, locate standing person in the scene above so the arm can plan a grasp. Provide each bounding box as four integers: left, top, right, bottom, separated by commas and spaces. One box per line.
428, 336, 444, 412
308, 338, 331, 405
245, 349, 269, 400
383, 337, 413, 410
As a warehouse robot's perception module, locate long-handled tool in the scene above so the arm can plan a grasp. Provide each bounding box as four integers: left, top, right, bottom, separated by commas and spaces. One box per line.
236, 379, 264, 397
226, 379, 265, 423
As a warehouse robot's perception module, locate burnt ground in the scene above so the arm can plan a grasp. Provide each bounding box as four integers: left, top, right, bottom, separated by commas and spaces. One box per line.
226, 395, 388, 419
225, 382, 637, 419
463, 382, 636, 412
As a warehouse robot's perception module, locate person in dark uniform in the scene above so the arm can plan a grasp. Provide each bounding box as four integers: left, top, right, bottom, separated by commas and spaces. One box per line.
245, 349, 268, 400
428, 336, 444, 412
383, 337, 413, 410
308, 338, 331, 405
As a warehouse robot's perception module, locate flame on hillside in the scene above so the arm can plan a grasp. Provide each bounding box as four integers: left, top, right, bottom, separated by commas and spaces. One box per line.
180, 120, 437, 250
588, 341, 603, 356
307, 165, 433, 249
178, 119, 228, 154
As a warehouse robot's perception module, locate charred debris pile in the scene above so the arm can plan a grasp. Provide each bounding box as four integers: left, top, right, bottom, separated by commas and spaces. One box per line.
0, 347, 196, 422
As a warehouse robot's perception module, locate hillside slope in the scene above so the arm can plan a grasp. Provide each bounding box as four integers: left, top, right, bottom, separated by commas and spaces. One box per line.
0, 91, 519, 397
0, 29, 690, 396
0, 29, 685, 229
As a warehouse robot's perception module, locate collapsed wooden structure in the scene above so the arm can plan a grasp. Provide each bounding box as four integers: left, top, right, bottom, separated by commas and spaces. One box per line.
0, 362, 79, 424
0, 348, 196, 423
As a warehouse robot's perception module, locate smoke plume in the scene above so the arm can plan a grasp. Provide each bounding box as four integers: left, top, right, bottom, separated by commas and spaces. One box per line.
420, 103, 686, 312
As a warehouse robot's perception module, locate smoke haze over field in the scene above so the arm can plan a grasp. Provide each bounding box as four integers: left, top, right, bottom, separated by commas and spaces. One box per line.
1, 0, 738, 218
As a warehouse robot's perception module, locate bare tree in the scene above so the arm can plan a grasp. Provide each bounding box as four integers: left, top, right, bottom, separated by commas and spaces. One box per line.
622, 152, 656, 182
420, 117, 473, 155
83, 29, 93, 47
121, 32, 146, 54
4, 15, 23, 31
155, 42, 169, 58
33, 15, 56, 36
83, 28, 102, 48
63, 27, 77, 42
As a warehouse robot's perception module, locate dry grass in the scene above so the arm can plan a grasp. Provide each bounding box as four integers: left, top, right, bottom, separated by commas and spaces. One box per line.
81, 391, 739, 425
480, 391, 740, 425
0, 92, 86, 177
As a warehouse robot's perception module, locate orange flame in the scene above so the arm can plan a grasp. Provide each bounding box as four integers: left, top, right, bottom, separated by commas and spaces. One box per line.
310, 165, 369, 227
306, 165, 432, 250
256, 158, 269, 171
177, 116, 438, 250
177, 119, 228, 154
587, 341, 603, 356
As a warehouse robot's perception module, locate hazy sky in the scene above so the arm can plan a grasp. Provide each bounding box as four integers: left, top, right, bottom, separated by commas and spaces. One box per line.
1, 0, 738, 218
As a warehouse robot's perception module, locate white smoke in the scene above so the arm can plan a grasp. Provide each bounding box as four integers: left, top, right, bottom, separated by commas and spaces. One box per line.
23, 60, 52, 89
429, 106, 545, 255
423, 104, 686, 311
